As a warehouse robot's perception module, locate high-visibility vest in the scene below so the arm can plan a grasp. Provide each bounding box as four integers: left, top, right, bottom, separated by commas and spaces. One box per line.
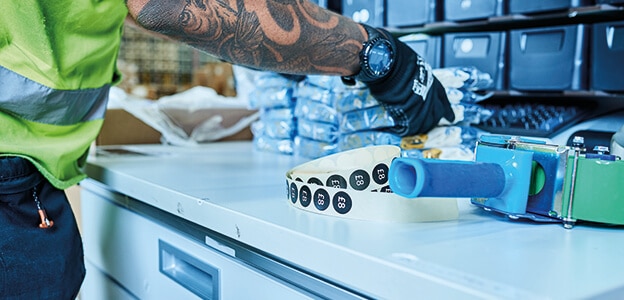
0, 1, 128, 189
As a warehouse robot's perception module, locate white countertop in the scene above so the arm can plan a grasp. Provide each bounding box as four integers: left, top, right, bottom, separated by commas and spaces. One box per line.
85, 136, 624, 299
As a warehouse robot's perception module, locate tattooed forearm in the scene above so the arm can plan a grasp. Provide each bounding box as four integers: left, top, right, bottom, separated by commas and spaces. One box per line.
129, 0, 364, 76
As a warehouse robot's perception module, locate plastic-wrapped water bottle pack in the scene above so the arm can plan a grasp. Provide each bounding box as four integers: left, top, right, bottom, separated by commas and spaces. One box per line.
291, 75, 346, 157
248, 72, 299, 155
247, 66, 495, 160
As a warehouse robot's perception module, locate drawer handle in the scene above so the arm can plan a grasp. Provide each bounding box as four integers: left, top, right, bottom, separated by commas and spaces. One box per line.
159, 240, 220, 299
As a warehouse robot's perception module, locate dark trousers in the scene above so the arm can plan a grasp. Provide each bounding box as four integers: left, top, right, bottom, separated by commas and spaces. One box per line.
0, 156, 85, 299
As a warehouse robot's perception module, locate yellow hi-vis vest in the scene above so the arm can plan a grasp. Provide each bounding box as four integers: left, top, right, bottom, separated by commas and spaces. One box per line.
0, 1, 128, 189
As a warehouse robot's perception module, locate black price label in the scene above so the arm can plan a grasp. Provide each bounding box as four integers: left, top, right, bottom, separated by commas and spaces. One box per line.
372, 163, 389, 185
313, 188, 331, 211
349, 169, 370, 191
299, 185, 312, 207
326, 174, 347, 189
333, 191, 352, 214
289, 182, 298, 204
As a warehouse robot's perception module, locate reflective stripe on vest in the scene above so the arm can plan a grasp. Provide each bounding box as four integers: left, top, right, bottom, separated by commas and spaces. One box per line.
0, 65, 108, 126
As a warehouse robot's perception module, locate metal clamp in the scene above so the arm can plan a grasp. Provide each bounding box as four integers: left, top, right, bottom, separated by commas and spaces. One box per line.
563, 136, 585, 229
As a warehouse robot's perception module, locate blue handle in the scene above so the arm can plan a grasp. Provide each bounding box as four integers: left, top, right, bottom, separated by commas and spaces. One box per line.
389, 158, 506, 198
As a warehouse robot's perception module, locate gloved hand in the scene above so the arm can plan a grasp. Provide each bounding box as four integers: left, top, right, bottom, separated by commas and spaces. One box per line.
360, 27, 455, 136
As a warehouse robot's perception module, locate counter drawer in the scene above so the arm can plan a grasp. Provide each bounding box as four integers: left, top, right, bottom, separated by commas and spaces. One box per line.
81, 188, 313, 300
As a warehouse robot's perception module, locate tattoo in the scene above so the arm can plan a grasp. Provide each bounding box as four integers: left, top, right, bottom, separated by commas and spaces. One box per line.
135, 0, 363, 75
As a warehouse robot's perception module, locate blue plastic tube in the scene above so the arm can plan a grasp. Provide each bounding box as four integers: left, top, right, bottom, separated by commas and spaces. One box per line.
389, 158, 506, 198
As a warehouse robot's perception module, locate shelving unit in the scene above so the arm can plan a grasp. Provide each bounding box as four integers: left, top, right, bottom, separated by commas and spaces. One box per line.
385, 3, 624, 135
390, 4, 624, 35
386, 1, 624, 138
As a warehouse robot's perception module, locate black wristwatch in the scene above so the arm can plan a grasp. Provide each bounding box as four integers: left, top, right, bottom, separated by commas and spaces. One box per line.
342, 24, 396, 85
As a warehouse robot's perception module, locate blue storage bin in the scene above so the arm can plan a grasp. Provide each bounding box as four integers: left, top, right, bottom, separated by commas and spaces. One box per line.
508, 0, 592, 14
401, 34, 442, 69
589, 0, 623, 5
444, 0, 503, 21
591, 21, 624, 92
342, 0, 385, 27
509, 25, 588, 91
443, 31, 507, 90
386, 0, 438, 27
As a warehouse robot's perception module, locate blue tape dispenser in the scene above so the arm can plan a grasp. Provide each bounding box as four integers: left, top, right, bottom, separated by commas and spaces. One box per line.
388, 135, 606, 227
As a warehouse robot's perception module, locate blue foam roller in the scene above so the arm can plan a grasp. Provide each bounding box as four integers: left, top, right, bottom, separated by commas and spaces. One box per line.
389, 158, 506, 198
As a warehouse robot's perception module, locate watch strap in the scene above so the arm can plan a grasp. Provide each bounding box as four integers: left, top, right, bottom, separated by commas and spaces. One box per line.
341, 24, 394, 85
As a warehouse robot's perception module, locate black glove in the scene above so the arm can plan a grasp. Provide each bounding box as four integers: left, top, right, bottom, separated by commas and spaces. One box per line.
362, 28, 455, 136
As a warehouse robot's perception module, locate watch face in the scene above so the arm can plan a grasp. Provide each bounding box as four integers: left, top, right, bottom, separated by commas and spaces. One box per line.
367, 40, 393, 77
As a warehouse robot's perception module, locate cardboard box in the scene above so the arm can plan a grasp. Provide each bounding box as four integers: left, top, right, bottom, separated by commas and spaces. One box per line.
97, 108, 255, 146
97, 109, 162, 145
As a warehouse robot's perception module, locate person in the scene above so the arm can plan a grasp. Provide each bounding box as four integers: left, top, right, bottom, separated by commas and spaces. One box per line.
0, 0, 453, 298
